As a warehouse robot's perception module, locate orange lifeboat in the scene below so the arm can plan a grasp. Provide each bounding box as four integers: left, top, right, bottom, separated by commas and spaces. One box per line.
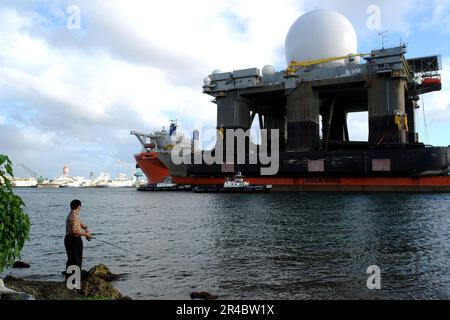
422, 78, 441, 86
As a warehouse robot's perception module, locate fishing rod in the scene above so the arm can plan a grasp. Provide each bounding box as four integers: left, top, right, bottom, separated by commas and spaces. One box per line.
90, 235, 141, 257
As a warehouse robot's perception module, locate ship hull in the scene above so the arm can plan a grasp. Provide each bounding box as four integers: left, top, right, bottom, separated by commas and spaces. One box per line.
135, 152, 170, 184
135, 147, 450, 192
173, 176, 450, 192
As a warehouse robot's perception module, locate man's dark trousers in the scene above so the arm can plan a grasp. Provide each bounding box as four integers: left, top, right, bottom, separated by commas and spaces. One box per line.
64, 235, 83, 272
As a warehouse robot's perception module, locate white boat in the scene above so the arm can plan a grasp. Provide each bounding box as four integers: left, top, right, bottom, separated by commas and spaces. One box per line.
193, 172, 272, 193
12, 178, 38, 188
53, 166, 89, 188
156, 176, 177, 188
54, 176, 80, 188
37, 180, 60, 188
223, 172, 250, 189
106, 173, 135, 188
137, 176, 191, 191
90, 172, 111, 188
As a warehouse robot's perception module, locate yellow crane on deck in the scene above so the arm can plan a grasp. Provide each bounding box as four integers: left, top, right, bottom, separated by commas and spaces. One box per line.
285, 53, 369, 76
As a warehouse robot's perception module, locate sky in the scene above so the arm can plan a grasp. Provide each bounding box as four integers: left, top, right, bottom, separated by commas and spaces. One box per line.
0, 0, 449, 179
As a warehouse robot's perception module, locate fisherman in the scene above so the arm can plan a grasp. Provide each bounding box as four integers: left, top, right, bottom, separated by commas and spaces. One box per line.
64, 199, 92, 276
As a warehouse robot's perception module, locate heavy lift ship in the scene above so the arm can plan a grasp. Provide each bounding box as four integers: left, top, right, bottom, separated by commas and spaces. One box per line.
133, 11, 450, 192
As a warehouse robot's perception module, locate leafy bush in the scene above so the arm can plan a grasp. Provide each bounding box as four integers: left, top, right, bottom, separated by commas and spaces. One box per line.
0, 154, 30, 272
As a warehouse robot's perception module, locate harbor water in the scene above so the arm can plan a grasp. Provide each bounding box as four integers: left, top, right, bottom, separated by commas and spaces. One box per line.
7, 188, 450, 299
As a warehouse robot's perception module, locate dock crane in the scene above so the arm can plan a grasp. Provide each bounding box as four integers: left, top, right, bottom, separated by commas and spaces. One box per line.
20, 164, 45, 183
285, 53, 369, 76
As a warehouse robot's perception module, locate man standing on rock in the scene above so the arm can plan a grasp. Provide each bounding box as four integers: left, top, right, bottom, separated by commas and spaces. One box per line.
65, 200, 92, 276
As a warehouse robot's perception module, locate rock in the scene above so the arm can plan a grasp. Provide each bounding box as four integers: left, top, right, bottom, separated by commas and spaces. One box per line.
3, 264, 129, 300
3, 276, 80, 300
1, 291, 34, 300
13, 261, 31, 269
190, 291, 219, 300
87, 264, 119, 282
0, 279, 34, 300
80, 275, 122, 300
80, 264, 128, 300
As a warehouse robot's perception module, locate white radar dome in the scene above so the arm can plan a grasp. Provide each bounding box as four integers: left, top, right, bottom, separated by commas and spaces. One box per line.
262, 65, 276, 76
212, 69, 223, 75
285, 10, 358, 67
345, 53, 361, 66
203, 76, 211, 86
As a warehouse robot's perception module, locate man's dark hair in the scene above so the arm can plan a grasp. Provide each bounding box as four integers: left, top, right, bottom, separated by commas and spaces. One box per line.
70, 199, 82, 211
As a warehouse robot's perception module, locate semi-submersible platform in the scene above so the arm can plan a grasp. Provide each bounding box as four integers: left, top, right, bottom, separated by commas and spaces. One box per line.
133, 10, 450, 192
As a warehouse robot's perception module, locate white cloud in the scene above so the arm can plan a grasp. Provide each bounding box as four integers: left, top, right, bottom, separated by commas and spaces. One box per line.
420, 0, 450, 33
300, 0, 423, 35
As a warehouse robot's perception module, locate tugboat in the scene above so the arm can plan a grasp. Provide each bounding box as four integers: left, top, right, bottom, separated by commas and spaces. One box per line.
137, 176, 192, 192
193, 173, 272, 193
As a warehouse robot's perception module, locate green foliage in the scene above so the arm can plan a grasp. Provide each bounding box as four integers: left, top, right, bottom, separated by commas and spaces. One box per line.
0, 154, 30, 272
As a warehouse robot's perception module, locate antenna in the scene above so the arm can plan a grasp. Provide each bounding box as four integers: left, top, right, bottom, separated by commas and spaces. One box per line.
378, 31, 389, 49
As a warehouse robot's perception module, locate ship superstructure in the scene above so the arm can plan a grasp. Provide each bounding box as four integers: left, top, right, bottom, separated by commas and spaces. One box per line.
132, 120, 191, 184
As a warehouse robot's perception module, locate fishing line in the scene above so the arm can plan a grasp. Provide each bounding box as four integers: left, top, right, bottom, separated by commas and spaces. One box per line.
91, 236, 141, 257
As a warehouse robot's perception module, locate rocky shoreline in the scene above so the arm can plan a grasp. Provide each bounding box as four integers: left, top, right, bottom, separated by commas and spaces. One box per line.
1, 264, 130, 300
